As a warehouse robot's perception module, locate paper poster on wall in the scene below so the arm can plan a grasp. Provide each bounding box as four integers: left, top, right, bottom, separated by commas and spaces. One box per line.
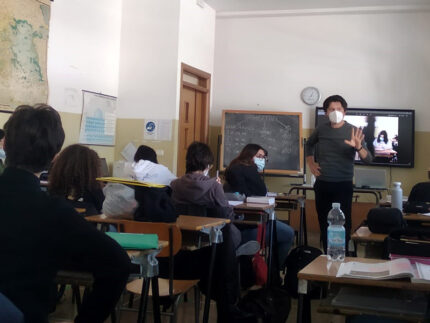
79, 90, 117, 146
143, 119, 172, 141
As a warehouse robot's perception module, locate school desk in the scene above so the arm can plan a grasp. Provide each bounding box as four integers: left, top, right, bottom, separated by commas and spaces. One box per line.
107, 232, 167, 323
175, 215, 230, 323
351, 226, 388, 258
296, 255, 430, 323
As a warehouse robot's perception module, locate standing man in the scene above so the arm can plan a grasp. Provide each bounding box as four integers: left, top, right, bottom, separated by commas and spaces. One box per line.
306, 95, 372, 252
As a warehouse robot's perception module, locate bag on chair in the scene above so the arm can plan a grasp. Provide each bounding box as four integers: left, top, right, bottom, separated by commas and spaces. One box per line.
367, 207, 406, 234
252, 223, 268, 286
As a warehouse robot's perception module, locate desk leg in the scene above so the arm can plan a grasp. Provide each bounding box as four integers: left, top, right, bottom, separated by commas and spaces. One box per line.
297, 279, 310, 323
203, 242, 217, 323
266, 208, 276, 287
151, 277, 161, 323
298, 197, 308, 247
202, 226, 223, 323
137, 278, 150, 323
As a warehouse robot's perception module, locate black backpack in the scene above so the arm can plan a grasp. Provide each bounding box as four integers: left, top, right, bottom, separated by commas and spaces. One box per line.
283, 246, 323, 298
367, 207, 406, 234
239, 287, 291, 323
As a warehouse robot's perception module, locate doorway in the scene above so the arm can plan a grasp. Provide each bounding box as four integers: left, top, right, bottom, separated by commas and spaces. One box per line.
177, 63, 211, 176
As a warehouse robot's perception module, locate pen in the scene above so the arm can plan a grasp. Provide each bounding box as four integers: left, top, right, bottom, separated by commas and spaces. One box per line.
216, 170, 219, 178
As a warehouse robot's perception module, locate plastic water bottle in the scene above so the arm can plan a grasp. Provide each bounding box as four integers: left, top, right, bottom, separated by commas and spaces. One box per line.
327, 203, 345, 262
391, 182, 403, 212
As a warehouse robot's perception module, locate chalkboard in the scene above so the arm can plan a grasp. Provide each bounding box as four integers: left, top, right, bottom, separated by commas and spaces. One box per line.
221, 110, 303, 175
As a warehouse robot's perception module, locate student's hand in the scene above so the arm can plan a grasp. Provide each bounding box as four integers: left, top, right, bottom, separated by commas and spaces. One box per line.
216, 176, 221, 184
309, 161, 321, 177
345, 128, 364, 150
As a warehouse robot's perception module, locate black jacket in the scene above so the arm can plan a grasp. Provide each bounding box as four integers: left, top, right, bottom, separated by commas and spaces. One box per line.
225, 163, 267, 197
0, 167, 130, 323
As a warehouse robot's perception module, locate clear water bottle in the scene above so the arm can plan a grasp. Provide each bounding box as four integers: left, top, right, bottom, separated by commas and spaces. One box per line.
391, 182, 403, 212
327, 202, 345, 262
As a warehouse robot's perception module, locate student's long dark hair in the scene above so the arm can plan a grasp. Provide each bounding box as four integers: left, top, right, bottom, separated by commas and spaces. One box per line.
227, 143, 266, 168
49, 144, 101, 199
134, 145, 158, 163
376, 130, 388, 144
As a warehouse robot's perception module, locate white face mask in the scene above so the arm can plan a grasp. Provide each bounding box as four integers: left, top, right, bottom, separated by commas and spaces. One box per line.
203, 167, 210, 177
328, 110, 344, 124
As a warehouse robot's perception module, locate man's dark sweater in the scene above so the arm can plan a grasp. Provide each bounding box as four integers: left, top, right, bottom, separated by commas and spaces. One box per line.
306, 121, 373, 182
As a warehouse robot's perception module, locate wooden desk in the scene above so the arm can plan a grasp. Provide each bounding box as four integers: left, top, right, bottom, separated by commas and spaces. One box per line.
351, 226, 387, 258
404, 213, 430, 223
176, 215, 230, 231
351, 226, 387, 243
85, 214, 125, 232
297, 255, 430, 323
175, 215, 230, 323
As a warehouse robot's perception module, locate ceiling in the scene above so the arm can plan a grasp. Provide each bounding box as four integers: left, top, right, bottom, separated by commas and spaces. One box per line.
204, 0, 430, 12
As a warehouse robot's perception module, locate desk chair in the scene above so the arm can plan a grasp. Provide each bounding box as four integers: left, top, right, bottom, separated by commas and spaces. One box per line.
121, 221, 200, 323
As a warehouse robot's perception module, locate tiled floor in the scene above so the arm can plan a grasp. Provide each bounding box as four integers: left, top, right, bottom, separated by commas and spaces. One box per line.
49, 231, 347, 323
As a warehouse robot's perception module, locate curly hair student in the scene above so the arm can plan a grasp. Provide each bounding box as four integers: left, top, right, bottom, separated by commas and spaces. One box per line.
49, 144, 104, 215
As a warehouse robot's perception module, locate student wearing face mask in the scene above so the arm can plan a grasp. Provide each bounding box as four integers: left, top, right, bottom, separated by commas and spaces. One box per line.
224, 143, 268, 196
225, 144, 295, 269
306, 95, 373, 253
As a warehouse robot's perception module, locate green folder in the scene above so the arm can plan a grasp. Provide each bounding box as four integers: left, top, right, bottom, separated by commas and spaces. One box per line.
106, 232, 159, 250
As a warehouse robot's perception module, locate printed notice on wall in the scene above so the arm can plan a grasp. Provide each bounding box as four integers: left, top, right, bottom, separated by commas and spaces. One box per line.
143, 119, 172, 141
79, 91, 117, 146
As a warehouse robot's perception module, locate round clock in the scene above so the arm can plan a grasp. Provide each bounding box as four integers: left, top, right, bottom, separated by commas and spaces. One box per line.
301, 87, 321, 105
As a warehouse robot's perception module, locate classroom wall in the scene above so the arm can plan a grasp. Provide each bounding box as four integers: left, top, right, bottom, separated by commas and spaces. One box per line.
210, 9, 430, 196
115, 0, 216, 171
46, 0, 122, 165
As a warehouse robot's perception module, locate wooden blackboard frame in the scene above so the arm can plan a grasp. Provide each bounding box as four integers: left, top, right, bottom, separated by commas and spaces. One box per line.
220, 110, 303, 175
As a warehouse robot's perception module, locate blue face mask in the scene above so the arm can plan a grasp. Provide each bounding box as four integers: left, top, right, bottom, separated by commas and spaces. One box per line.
0, 149, 5, 159
253, 157, 265, 172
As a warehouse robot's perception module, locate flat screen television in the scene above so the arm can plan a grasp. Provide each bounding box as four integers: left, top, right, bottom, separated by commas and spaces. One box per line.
315, 107, 415, 168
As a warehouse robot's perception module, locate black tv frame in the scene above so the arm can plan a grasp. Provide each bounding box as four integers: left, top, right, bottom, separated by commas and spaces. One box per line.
315, 107, 415, 168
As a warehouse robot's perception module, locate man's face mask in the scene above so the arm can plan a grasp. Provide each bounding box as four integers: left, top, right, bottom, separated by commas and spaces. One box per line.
328, 110, 344, 124
253, 157, 265, 172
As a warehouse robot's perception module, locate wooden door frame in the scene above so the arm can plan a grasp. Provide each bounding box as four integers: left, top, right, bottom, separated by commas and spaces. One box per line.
179, 63, 211, 143
178, 63, 211, 173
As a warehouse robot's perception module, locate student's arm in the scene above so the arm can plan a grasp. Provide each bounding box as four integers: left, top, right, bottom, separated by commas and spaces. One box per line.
225, 165, 252, 196
305, 128, 321, 176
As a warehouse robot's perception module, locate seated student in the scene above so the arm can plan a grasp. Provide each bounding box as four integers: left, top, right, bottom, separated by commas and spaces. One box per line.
0, 105, 130, 323
48, 144, 105, 215
164, 142, 251, 322
133, 145, 176, 185
225, 143, 295, 268
170, 141, 241, 247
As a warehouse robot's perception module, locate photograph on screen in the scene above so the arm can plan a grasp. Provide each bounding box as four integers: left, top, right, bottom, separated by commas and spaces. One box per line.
315, 107, 414, 167
344, 115, 399, 164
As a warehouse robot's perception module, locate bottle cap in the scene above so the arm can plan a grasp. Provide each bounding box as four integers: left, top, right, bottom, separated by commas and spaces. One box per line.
332, 202, 340, 208
393, 182, 401, 187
